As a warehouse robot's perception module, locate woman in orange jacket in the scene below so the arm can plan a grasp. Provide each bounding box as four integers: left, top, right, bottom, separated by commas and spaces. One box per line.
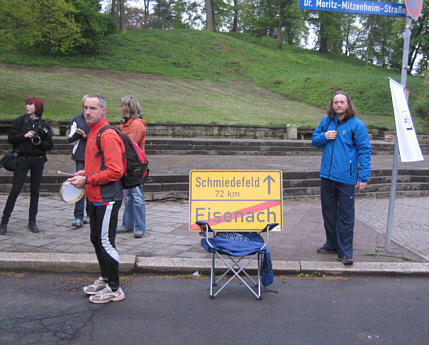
117, 96, 148, 238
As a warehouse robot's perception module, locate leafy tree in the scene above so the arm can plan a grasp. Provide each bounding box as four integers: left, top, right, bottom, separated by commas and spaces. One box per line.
414, 73, 429, 123
37, 0, 84, 54
281, 0, 308, 47
313, 11, 343, 54
242, 0, 279, 37
127, 7, 149, 28
213, 0, 234, 31
351, 15, 396, 68
400, 1, 429, 74
0, 0, 84, 55
341, 14, 359, 56
110, 0, 127, 32
0, 0, 116, 55
69, 0, 116, 53
348, 10, 427, 75
170, 0, 204, 29
231, 0, 306, 49
0, 0, 39, 50
181, 1, 204, 29
151, 0, 174, 28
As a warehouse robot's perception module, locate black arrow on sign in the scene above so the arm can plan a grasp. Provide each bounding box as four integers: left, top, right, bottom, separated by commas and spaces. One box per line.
263, 175, 275, 195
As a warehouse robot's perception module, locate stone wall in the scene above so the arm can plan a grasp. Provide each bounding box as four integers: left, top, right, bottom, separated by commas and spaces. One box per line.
0, 120, 391, 140
145, 123, 299, 139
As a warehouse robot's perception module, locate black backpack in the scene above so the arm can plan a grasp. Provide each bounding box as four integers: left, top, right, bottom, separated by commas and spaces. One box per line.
96, 126, 149, 189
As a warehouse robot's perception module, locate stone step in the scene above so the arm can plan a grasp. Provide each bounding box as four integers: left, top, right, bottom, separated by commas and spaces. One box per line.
2, 185, 428, 201
1, 170, 428, 201
2, 137, 422, 156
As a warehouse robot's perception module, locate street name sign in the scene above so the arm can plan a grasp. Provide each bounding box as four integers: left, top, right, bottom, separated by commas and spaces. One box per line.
299, 0, 406, 16
189, 170, 283, 232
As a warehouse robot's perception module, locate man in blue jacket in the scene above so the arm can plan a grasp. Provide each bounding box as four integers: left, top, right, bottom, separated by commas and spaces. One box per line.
312, 91, 371, 265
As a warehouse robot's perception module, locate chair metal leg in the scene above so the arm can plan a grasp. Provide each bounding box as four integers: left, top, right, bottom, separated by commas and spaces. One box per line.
210, 252, 215, 298
257, 253, 263, 300
211, 251, 262, 299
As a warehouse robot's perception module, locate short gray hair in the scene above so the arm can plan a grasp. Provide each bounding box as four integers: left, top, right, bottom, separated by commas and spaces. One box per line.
86, 94, 107, 109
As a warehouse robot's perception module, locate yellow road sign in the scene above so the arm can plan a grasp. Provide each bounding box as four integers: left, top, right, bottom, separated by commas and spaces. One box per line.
189, 170, 283, 232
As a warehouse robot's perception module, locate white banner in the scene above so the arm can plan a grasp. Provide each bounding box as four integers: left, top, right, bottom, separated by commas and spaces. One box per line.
389, 78, 424, 162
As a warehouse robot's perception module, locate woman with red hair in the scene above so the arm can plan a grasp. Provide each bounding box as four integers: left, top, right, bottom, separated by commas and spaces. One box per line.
0, 97, 54, 235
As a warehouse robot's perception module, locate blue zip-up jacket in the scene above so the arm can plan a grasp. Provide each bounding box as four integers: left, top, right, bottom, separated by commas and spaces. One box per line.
312, 115, 371, 185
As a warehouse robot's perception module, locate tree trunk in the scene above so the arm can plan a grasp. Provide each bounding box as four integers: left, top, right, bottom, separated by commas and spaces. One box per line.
206, 0, 215, 32
365, 24, 374, 67
119, 0, 127, 33
344, 20, 351, 55
232, 0, 238, 32
277, 1, 286, 50
143, 0, 150, 28
318, 13, 328, 53
111, 0, 116, 16
319, 23, 328, 54
409, 43, 421, 74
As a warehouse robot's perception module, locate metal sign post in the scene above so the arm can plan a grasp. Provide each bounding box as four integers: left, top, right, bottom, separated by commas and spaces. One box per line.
385, 3, 421, 250
385, 16, 411, 250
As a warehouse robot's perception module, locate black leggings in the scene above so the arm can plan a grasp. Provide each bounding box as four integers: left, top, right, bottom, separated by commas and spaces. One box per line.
2, 156, 45, 224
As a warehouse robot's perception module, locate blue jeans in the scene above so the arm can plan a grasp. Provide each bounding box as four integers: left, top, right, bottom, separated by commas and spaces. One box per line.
320, 178, 355, 258
122, 185, 146, 232
74, 161, 88, 220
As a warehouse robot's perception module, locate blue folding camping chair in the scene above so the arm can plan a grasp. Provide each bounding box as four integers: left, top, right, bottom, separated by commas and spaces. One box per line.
196, 220, 278, 300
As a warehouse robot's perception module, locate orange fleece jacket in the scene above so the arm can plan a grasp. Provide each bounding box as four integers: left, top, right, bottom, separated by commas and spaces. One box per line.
119, 118, 147, 152
84, 118, 125, 203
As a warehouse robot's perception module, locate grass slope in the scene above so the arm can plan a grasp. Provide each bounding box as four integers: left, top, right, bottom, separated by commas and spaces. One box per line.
0, 64, 325, 127
0, 29, 425, 131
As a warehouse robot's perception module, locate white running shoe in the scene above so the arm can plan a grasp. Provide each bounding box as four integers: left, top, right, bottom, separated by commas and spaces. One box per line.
83, 277, 107, 295
89, 286, 125, 304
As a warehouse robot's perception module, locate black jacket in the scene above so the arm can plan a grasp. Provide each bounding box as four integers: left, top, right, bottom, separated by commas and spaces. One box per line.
67, 112, 89, 162
8, 114, 54, 156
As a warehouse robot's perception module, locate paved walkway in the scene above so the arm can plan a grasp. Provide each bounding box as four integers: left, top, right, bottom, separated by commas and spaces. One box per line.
1, 189, 428, 275
0, 146, 429, 275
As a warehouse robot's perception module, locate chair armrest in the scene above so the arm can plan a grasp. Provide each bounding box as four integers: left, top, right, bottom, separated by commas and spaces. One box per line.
195, 221, 215, 249
262, 223, 279, 232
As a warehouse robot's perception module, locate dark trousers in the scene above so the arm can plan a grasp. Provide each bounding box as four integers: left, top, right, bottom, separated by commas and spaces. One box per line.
1, 156, 45, 224
73, 161, 89, 220
320, 178, 355, 258
88, 200, 122, 291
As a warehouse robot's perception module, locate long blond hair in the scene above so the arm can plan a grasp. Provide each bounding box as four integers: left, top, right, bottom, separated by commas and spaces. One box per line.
120, 96, 142, 119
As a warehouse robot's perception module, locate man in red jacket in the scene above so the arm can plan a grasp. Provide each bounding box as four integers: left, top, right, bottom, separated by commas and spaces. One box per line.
69, 94, 126, 304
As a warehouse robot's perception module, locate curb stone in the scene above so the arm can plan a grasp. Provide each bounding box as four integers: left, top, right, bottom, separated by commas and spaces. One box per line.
1, 253, 429, 276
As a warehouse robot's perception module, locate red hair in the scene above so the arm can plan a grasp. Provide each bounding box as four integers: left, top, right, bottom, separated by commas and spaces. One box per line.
26, 97, 44, 116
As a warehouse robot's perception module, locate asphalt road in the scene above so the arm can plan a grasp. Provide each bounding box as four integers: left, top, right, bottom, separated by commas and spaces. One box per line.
0, 272, 428, 345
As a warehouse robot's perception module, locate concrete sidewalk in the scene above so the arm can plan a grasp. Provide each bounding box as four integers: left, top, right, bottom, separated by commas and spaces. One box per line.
1, 141, 429, 275
0, 194, 428, 275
